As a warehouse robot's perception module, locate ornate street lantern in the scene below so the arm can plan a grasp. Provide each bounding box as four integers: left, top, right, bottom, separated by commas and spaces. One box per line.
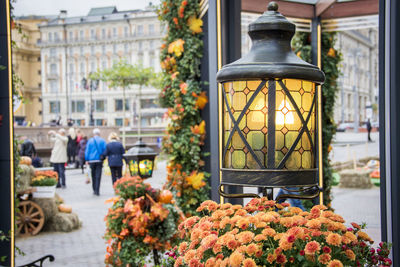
216, 2, 325, 199
124, 139, 158, 179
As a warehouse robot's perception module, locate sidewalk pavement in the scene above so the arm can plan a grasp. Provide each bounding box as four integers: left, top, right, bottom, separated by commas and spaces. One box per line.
15, 160, 382, 266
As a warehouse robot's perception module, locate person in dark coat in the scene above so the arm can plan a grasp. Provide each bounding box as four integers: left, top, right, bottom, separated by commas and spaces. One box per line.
20, 137, 36, 158
103, 132, 125, 185
77, 135, 88, 173
67, 128, 78, 166
366, 119, 372, 142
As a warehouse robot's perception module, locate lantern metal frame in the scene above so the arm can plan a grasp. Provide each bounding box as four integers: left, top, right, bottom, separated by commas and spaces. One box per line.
216, 2, 325, 200
124, 138, 158, 179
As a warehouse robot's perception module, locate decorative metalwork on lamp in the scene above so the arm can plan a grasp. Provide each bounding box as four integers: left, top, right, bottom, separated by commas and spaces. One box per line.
124, 138, 158, 179
216, 2, 325, 199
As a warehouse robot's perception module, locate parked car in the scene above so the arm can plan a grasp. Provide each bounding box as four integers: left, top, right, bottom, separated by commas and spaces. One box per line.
336, 122, 354, 132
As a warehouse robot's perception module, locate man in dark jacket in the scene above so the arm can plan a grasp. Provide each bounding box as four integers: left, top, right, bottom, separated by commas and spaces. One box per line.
103, 132, 125, 185
20, 137, 36, 158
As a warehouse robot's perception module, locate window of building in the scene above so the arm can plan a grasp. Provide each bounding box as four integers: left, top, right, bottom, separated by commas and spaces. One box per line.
90, 62, 95, 72
80, 62, 85, 74
115, 118, 123, 126
69, 47, 73, 55
149, 40, 154, 49
49, 80, 58, 93
138, 53, 143, 65
138, 41, 142, 50
102, 45, 106, 54
69, 79, 74, 92
50, 48, 56, 57
94, 100, 106, 112
91, 45, 95, 55
115, 99, 129, 111
137, 25, 143, 36
80, 30, 84, 40
124, 43, 129, 53
149, 54, 155, 68
95, 119, 107, 126
69, 63, 74, 74
48, 32, 52, 41
124, 26, 128, 37
71, 100, 85, 113
102, 28, 106, 39
149, 24, 155, 35
90, 29, 95, 39
50, 63, 57, 74
113, 27, 117, 37
69, 31, 73, 41
49, 101, 60, 113
113, 44, 117, 54
141, 98, 158, 109
80, 47, 84, 56
102, 61, 107, 70
54, 32, 59, 41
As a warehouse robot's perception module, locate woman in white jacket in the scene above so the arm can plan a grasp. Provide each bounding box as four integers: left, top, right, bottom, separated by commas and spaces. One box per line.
48, 128, 68, 188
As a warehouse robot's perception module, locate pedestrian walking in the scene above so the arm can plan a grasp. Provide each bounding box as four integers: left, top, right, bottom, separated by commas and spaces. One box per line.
276, 187, 305, 211
20, 136, 36, 159
48, 129, 68, 188
67, 128, 78, 167
77, 135, 88, 173
75, 129, 83, 168
366, 119, 372, 142
85, 128, 106, 196
103, 132, 125, 185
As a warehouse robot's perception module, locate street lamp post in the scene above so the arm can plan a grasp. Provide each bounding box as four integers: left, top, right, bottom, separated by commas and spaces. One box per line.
216, 2, 325, 201
81, 75, 98, 126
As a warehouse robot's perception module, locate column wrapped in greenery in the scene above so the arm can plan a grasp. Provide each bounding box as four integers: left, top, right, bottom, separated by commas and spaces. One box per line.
157, 0, 209, 216
292, 32, 342, 207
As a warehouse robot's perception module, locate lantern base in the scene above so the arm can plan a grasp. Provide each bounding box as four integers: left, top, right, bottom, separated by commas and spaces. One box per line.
221, 168, 318, 187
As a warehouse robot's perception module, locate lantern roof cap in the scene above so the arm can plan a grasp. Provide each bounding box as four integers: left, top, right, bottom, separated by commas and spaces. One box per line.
124, 138, 157, 157
216, 1, 325, 84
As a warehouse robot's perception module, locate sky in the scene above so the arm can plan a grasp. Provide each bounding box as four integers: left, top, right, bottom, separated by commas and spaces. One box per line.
13, 0, 160, 17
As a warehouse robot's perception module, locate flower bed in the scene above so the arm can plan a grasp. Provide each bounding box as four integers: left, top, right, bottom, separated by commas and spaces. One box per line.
164, 198, 391, 267
31, 170, 58, 187
104, 176, 183, 266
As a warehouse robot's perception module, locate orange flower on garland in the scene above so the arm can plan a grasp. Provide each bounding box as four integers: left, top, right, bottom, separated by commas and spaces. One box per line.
194, 91, 208, 109
168, 39, 185, 57
188, 16, 203, 33
186, 171, 206, 190
327, 47, 336, 57
191, 120, 205, 135
180, 82, 188, 94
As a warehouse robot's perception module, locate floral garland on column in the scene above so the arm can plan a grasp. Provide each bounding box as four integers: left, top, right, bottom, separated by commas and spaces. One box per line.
157, 0, 210, 216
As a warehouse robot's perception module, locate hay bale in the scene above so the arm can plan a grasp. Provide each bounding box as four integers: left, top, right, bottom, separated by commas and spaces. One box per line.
338, 169, 373, 189
16, 165, 35, 193
32, 198, 58, 221
44, 212, 81, 232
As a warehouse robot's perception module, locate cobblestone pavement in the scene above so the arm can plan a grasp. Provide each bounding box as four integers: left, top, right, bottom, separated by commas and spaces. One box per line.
16, 131, 382, 266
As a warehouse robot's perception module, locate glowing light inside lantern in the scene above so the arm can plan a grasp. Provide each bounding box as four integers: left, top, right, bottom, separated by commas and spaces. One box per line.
276, 99, 294, 125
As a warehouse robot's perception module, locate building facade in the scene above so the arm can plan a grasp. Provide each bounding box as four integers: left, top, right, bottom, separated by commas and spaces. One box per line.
241, 12, 379, 128
38, 6, 166, 127
12, 16, 49, 126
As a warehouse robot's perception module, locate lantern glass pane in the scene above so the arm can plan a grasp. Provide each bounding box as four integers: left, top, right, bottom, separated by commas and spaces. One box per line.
222, 79, 315, 171
129, 160, 139, 176
139, 159, 153, 177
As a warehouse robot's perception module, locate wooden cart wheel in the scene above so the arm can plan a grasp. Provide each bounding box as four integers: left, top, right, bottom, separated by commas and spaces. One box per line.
16, 200, 44, 237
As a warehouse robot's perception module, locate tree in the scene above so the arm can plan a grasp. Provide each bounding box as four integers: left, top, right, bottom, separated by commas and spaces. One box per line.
92, 60, 161, 145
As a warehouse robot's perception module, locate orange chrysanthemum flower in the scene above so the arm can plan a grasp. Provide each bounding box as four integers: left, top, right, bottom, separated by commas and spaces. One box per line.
205, 257, 216, 267
254, 234, 266, 242
304, 241, 321, 255
246, 243, 258, 255
242, 258, 257, 267
236, 231, 255, 244
326, 233, 342, 246
262, 228, 276, 237
318, 253, 331, 264
229, 251, 244, 267
267, 253, 276, 264
178, 242, 188, 254
201, 234, 218, 250
358, 231, 373, 242
306, 219, 322, 229
327, 259, 344, 267
183, 249, 196, 263
345, 249, 356, 261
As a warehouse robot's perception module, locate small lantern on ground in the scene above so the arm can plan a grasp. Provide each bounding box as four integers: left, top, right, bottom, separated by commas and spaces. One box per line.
124, 138, 158, 179
216, 2, 325, 199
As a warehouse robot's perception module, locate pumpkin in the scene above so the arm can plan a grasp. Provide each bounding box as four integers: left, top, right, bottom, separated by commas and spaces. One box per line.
58, 204, 72, 213
158, 190, 173, 204
20, 156, 32, 165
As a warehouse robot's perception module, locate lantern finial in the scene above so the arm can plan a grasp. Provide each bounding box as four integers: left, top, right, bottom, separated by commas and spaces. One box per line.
268, 1, 278, 12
